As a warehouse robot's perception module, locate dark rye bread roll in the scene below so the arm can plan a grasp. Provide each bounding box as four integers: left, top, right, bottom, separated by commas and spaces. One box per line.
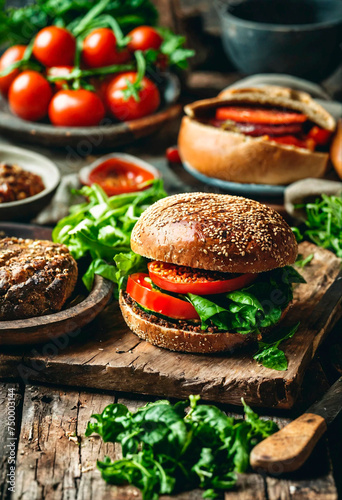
178, 86, 336, 186
131, 192, 297, 274
0, 237, 78, 320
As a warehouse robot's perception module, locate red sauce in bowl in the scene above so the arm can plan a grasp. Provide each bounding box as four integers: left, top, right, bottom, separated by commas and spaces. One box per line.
87, 158, 156, 196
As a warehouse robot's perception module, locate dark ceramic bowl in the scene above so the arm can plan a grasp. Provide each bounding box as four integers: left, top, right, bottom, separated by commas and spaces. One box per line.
216, 0, 342, 81
0, 146, 60, 221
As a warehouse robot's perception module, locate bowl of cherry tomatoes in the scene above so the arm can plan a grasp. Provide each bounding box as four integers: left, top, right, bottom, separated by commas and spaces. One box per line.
0, 12, 191, 149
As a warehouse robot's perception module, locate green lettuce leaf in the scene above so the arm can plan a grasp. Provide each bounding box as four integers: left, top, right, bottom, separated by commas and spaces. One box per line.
53, 180, 166, 291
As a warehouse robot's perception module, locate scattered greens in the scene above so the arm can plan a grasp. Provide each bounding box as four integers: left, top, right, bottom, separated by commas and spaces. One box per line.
85, 395, 278, 500
293, 194, 342, 258
253, 322, 300, 371
52, 180, 166, 292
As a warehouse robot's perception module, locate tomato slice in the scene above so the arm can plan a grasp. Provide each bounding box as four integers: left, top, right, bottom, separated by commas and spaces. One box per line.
148, 261, 257, 295
215, 107, 307, 125
127, 273, 199, 320
307, 126, 332, 146
87, 158, 156, 196
268, 135, 314, 150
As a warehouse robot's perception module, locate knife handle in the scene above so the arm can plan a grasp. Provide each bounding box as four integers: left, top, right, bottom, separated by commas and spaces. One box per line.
250, 413, 327, 474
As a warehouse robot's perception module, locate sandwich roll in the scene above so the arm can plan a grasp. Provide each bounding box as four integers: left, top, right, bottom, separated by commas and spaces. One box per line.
178, 86, 336, 186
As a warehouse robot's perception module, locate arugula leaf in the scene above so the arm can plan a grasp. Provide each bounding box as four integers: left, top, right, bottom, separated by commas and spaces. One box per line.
52, 180, 166, 291
293, 194, 342, 258
253, 323, 300, 371
86, 395, 277, 499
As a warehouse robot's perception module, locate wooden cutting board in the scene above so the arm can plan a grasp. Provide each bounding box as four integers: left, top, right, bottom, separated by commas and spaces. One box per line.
0, 241, 341, 409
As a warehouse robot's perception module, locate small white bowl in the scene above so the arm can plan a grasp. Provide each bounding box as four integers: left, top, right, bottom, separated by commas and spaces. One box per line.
0, 145, 60, 221
79, 153, 160, 192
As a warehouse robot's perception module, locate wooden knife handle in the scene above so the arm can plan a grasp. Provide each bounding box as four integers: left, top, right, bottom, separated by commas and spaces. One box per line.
250, 413, 327, 474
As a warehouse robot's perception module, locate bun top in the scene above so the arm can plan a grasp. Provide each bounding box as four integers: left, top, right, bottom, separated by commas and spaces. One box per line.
185, 85, 336, 132
131, 193, 298, 274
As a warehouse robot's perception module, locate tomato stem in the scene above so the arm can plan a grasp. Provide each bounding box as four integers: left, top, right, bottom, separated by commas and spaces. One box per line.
69, 0, 111, 37
122, 50, 146, 102
46, 63, 135, 84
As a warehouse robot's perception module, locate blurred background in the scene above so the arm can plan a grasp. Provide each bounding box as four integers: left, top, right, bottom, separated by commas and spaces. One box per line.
3, 0, 342, 100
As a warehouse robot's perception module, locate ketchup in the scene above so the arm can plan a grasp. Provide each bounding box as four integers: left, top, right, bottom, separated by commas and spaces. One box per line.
87, 158, 156, 196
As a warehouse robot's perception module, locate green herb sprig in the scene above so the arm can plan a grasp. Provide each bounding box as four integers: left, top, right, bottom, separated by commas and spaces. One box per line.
85, 395, 278, 500
293, 194, 342, 258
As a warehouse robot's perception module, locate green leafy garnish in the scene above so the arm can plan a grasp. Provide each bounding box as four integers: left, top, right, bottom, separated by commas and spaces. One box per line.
0, 0, 158, 45
295, 253, 314, 268
52, 180, 166, 290
253, 323, 300, 371
293, 194, 342, 258
86, 395, 278, 499
187, 266, 305, 335
158, 28, 195, 69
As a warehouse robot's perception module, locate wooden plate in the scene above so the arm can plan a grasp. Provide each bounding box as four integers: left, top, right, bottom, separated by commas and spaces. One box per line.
0, 223, 113, 345
0, 74, 181, 149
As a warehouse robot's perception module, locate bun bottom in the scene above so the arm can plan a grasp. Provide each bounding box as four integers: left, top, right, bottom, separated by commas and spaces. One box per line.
119, 292, 290, 354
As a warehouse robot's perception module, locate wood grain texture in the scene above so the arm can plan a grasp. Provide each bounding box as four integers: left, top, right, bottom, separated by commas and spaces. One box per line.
0, 383, 23, 500
11, 385, 338, 500
0, 242, 341, 409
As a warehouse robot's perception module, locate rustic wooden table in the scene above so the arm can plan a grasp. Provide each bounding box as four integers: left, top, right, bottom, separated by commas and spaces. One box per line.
0, 112, 342, 499
1, 0, 342, 492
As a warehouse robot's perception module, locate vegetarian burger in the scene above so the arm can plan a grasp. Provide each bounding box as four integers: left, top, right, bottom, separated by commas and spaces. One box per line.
119, 193, 303, 353
178, 86, 336, 185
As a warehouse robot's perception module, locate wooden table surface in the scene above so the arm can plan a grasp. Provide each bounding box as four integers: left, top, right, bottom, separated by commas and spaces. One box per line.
0, 111, 342, 499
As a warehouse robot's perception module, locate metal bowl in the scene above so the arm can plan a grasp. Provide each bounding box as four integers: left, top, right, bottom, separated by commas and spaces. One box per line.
216, 0, 342, 81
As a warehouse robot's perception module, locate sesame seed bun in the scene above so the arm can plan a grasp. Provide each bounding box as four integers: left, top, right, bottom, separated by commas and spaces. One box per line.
119, 291, 291, 353
178, 87, 335, 186
131, 193, 298, 274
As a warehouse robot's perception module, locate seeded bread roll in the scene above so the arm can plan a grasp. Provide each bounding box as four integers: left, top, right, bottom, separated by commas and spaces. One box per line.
178, 87, 336, 186
131, 192, 297, 274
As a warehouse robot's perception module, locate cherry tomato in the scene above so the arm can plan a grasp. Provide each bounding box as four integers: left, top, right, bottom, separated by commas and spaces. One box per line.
82, 28, 131, 68
127, 26, 163, 52
8, 71, 52, 121
47, 66, 73, 91
0, 45, 27, 95
105, 72, 160, 121
48, 89, 105, 127
215, 107, 307, 125
127, 273, 199, 320
307, 126, 332, 146
148, 261, 257, 296
85, 158, 156, 195
166, 146, 182, 164
33, 26, 76, 67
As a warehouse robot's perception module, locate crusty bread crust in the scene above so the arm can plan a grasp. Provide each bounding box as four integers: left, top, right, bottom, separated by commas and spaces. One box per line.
119, 291, 290, 353
178, 116, 329, 185
131, 192, 297, 274
0, 237, 78, 320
